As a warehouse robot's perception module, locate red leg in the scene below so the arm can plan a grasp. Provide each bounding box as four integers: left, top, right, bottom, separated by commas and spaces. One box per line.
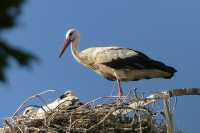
117, 80, 123, 97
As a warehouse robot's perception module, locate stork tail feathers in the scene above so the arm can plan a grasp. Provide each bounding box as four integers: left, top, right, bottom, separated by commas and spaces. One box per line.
163, 65, 177, 79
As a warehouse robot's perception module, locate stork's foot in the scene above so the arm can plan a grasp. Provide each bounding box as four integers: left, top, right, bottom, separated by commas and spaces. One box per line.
118, 87, 123, 97
117, 80, 123, 97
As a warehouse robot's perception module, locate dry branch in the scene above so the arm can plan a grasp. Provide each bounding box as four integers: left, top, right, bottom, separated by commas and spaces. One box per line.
129, 88, 200, 109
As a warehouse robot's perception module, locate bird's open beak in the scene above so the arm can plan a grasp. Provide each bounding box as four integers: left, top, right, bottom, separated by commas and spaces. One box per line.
59, 38, 71, 58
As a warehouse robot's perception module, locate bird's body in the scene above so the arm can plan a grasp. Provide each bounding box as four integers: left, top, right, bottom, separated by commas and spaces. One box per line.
79, 46, 176, 81
59, 28, 177, 96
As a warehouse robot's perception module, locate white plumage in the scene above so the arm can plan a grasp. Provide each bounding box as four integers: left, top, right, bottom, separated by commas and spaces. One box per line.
59, 28, 177, 96
23, 91, 79, 118
80, 47, 138, 63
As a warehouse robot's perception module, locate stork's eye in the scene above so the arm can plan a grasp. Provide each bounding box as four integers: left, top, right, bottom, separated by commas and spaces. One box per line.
69, 32, 75, 41
69, 32, 73, 36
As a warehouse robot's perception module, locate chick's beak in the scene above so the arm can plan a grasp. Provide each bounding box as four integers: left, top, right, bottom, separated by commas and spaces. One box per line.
59, 38, 71, 58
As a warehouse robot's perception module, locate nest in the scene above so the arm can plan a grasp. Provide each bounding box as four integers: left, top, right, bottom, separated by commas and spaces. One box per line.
2, 90, 168, 133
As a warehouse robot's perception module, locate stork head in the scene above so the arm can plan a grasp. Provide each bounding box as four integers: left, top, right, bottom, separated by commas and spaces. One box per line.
59, 28, 79, 58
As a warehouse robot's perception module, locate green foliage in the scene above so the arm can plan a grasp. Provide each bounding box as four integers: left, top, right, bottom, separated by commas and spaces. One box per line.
0, 0, 37, 82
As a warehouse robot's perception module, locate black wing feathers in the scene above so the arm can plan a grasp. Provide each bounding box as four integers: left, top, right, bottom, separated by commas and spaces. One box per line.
102, 50, 177, 74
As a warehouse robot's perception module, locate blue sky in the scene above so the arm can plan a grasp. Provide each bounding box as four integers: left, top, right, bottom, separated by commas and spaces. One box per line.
1, 0, 200, 132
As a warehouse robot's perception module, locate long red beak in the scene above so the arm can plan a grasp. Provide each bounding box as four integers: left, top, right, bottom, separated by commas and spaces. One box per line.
59, 38, 71, 58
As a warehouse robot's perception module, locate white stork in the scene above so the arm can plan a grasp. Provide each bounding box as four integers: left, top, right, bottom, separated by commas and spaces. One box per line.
59, 28, 177, 96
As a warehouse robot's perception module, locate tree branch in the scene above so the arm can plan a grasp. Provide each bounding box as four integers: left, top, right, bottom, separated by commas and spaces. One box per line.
129, 88, 200, 109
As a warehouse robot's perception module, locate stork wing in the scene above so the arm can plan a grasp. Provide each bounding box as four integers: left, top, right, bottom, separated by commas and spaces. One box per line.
94, 47, 141, 64
95, 47, 176, 73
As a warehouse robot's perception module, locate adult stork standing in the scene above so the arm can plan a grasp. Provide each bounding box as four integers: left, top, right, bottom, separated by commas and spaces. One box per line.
59, 28, 177, 97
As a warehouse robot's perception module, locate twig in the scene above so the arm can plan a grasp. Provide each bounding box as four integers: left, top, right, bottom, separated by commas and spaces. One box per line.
12, 90, 55, 118
170, 96, 177, 113
76, 96, 128, 110
163, 95, 174, 133
138, 113, 143, 133
4, 120, 14, 133
16, 126, 24, 133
